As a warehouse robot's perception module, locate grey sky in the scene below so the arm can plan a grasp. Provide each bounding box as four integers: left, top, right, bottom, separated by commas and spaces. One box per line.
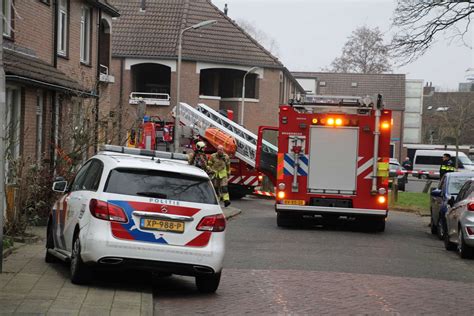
212, 0, 473, 90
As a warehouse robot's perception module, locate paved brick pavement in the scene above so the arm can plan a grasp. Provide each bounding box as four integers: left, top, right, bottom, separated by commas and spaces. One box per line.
154, 268, 474, 315
0, 204, 239, 315
0, 228, 153, 316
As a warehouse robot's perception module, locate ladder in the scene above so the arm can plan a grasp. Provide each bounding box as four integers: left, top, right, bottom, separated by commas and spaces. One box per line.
173, 103, 277, 168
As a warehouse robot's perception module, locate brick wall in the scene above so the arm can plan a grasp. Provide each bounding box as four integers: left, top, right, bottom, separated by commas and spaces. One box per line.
12, 0, 53, 64
57, 0, 99, 92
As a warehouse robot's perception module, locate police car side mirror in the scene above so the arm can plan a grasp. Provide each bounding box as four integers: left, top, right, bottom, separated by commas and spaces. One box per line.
52, 181, 68, 193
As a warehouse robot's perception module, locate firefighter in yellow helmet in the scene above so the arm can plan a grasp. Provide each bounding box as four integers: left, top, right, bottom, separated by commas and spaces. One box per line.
208, 145, 231, 207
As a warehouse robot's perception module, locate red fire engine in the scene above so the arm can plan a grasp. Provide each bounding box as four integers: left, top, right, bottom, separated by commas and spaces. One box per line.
256, 95, 391, 232
128, 104, 263, 199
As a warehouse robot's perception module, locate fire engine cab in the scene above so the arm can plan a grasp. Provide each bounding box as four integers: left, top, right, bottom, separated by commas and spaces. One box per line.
256, 95, 391, 232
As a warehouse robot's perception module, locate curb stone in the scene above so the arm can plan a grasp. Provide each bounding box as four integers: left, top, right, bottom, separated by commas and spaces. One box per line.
2, 241, 26, 259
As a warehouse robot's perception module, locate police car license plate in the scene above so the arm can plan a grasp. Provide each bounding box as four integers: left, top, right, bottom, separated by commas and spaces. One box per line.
140, 218, 185, 233
283, 199, 305, 205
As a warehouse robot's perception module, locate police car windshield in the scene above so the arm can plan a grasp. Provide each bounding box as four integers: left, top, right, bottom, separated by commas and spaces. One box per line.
105, 168, 217, 205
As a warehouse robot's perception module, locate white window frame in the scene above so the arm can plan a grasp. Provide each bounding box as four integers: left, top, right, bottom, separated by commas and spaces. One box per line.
3, 0, 12, 37
80, 7, 91, 64
5, 87, 21, 184
58, 0, 68, 56
36, 91, 44, 162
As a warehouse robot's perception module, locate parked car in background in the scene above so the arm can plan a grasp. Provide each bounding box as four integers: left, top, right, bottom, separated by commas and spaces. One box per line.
444, 179, 474, 258
430, 172, 474, 239
46, 146, 226, 292
389, 159, 407, 192
413, 150, 474, 179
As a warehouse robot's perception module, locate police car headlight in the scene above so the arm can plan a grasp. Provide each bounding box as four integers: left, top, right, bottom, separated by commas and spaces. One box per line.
278, 183, 286, 191
378, 188, 387, 195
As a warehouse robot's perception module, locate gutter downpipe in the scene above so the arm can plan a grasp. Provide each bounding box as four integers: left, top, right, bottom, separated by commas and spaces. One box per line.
95, 9, 102, 153
52, 0, 59, 173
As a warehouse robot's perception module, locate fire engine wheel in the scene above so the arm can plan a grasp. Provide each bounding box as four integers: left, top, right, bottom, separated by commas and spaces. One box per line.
363, 217, 385, 232
276, 212, 302, 228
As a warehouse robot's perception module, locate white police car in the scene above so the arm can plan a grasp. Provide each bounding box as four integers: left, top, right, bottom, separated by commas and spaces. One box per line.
46, 145, 225, 293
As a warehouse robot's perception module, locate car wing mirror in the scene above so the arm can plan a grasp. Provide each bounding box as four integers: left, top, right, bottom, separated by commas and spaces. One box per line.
52, 181, 68, 193
448, 196, 456, 207
430, 189, 441, 197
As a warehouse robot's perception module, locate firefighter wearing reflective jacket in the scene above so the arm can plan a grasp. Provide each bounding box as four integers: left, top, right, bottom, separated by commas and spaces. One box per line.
208, 145, 231, 207
188, 141, 209, 173
440, 153, 456, 178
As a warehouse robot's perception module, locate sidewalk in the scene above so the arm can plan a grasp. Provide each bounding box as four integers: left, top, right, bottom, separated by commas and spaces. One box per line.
0, 205, 241, 315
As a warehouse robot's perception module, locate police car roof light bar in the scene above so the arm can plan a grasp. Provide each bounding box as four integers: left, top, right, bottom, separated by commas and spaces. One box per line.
99, 144, 189, 162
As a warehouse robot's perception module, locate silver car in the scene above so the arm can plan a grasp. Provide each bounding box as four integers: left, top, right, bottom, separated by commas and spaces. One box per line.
444, 179, 474, 258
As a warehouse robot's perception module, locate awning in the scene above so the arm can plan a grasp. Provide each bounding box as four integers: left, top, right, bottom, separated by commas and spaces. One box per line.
3, 48, 97, 97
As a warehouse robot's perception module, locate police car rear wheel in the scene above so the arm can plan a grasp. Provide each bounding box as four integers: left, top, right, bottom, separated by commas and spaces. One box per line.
70, 235, 91, 284
195, 272, 221, 293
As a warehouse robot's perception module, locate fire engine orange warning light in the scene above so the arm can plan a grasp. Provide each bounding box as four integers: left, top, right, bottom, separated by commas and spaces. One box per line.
377, 196, 386, 204
381, 121, 390, 130
277, 191, 285, 199
335, 118, 343, 126
327, 118, 335, 125
312, 118, 318, 124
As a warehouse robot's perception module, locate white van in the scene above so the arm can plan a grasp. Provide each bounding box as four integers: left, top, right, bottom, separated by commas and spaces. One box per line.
413, 150, 474, 179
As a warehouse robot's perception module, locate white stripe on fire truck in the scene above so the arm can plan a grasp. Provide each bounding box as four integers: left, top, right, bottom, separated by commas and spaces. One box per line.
357, 158, 373, 176
243, 176, 258, 185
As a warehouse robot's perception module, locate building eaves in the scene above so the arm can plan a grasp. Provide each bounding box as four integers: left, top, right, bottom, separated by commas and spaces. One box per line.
86, 0, 120, 17
3, 48, 95, 97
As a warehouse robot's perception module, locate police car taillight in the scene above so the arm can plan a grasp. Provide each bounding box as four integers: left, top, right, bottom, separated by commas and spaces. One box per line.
89, 199, 128, 223
196, 214, 226, 232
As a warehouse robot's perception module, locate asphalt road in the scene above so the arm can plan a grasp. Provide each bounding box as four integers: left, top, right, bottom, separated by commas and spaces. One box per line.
153, 197, 474, 314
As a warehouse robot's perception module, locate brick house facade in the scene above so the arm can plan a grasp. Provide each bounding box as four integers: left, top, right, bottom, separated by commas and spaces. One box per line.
2, 0, 119, 176
292, 72, 406, 161
108, 0, 304, 140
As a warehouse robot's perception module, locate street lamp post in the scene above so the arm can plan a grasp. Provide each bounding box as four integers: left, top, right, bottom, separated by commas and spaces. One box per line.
174, 19, 217, 152
240, 67, 259, 126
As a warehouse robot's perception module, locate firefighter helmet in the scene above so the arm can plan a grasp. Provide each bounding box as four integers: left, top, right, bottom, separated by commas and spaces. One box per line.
196, 141, 206, 151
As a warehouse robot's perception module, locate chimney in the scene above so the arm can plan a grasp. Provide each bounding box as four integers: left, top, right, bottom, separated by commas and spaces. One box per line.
140, 0, 146, 12
224, 3, 228, 16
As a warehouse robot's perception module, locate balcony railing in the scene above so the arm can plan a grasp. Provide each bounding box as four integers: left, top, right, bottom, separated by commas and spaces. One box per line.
99, 64, 115, 83
129, 92, 171, 106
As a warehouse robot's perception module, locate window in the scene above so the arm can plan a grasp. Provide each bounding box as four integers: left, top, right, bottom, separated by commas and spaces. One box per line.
6, 88, 20, 159
70, 161, 92, 192
36, 91, 44, 162
105, 169, 218, 205
58, 0, 68, 56
81, 160, 104, 191
80, 7, 91, 64
3, 0, 12, 37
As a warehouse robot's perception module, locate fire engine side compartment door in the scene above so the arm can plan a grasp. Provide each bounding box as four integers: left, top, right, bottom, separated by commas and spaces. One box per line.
308, 126, 359, 193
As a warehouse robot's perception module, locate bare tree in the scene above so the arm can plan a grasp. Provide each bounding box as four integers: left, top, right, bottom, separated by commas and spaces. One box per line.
391, 1, 474, 64
328, 26, 392, 74
237, 19, 280, 57
435, 94, 474, 168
